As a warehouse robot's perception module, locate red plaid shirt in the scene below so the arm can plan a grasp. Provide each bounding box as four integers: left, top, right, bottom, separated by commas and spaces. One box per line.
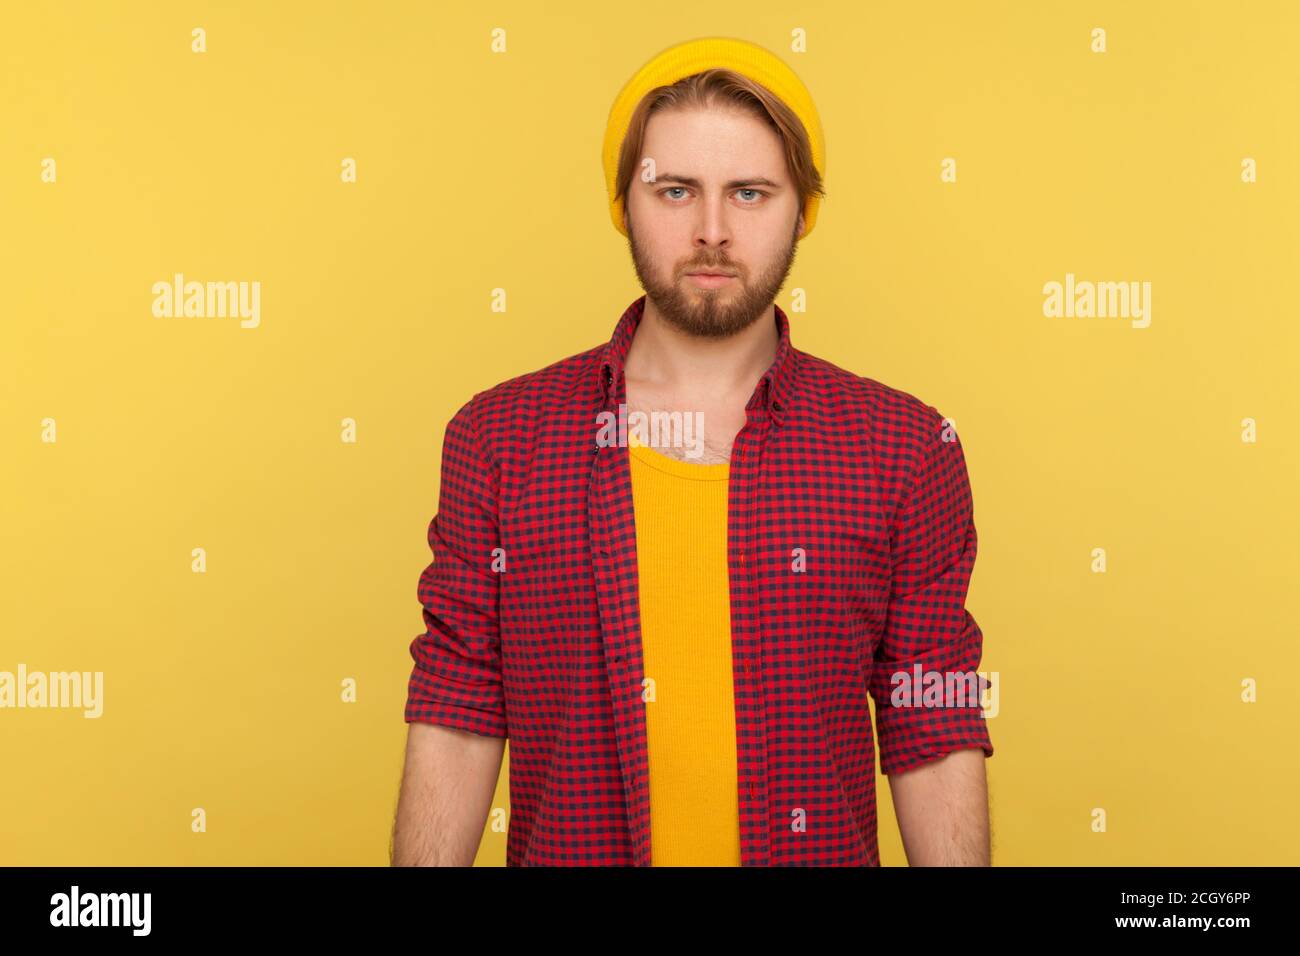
406, 294, 994, 866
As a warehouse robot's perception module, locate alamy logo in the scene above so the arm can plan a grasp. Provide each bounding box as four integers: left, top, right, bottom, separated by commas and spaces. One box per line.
596, 402, 705, 459
1043, 272, 1151, 328
152, 272, 260, 328
50, 885, 151, 936
889, 666, 999, 717
0, 664, 103, 717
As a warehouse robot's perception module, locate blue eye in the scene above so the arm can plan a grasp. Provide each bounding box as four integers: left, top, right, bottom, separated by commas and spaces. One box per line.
658, 187, 767, 203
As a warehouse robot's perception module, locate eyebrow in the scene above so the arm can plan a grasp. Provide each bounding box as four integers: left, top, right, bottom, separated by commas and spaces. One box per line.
650, 174, 783, 189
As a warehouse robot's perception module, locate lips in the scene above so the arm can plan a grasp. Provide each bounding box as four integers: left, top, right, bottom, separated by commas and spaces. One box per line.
686, 271, 738, 289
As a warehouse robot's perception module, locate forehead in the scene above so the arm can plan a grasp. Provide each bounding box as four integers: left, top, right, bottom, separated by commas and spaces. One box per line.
640, 106, 787, 177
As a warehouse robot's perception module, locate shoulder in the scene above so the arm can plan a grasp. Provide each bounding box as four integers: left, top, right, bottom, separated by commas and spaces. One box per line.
794, 349, 951, 452
795, 350, 971, 523
450, 343, 604, 435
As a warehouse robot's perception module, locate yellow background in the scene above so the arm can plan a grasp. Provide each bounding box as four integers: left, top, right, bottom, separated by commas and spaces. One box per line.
2, 0, 1297, 865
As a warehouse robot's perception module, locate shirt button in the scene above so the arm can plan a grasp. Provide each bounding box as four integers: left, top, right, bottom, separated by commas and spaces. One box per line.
739, 551, 745, 564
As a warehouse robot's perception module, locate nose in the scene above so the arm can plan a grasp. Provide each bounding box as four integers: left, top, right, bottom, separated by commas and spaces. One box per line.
692, 195, 733, 249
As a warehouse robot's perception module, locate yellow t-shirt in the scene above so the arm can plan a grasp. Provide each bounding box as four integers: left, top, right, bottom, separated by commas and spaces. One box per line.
627, 431, 741, 866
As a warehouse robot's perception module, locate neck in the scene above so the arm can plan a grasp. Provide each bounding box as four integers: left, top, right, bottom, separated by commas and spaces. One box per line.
625, 298, 778, 400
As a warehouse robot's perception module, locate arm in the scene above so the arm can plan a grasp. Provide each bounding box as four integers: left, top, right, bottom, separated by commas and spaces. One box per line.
391, 722, 505, 866
868, 407, 994, 865
887, 747, 989, 866
393, 396, 510, 865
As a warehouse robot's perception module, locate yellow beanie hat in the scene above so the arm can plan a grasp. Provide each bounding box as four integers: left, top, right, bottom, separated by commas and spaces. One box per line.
602, 36, 825, 239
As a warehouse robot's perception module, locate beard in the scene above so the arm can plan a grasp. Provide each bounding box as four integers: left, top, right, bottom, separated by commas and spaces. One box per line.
626, 213, 800, 340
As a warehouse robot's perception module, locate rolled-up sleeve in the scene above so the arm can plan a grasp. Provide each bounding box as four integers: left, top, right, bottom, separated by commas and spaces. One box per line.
869, 410, 993, 775
404, 395, 508, 738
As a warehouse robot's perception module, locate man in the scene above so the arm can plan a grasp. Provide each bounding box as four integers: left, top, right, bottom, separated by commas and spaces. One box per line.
392, 36, 994, 867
